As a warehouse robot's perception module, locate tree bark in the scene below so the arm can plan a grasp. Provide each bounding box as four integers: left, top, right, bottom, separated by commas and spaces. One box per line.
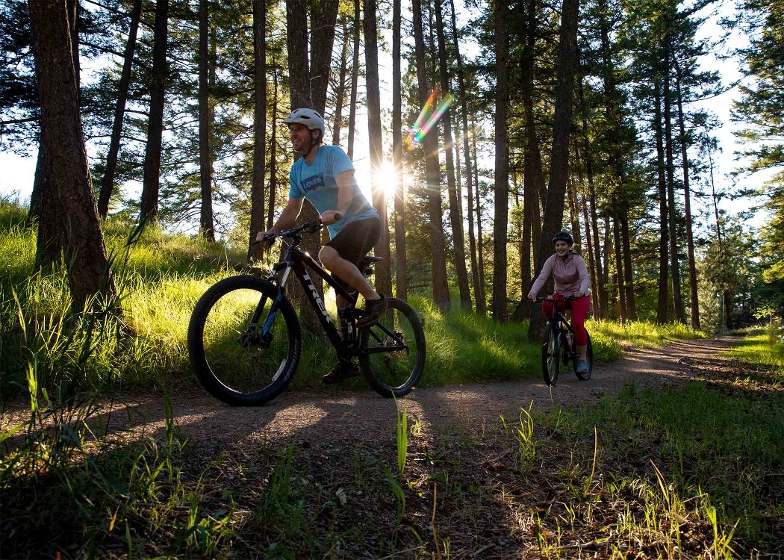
347, 0, 360, 160
332, 19, 349, 146
612, 210, 627, 321
392, 0, 408, 301
663, 28, 686, 324
98, 0, 141, 218
654, 77, 670, 323
492, 0, 510, 323
620, 210, 636, 320
675, 62, 700, 329
471, 113, 487, 313
198, 0, 215, 241
435, 0, 471, 310
140, 0, 169, 222
310, 0, 340, 113
249, 0, 267, 261
412, 0, 450, 310
267, 66, 279, 230
29, 0, 115, 309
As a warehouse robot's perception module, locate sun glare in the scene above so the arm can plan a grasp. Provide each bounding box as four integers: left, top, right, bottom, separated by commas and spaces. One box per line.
378, 161, 399, 197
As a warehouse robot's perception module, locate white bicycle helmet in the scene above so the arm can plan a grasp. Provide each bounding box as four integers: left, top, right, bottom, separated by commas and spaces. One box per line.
283, 108, 325, 138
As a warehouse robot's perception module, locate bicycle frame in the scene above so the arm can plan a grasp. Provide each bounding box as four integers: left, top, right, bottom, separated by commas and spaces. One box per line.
539, 296, 580, 350
255, 233, 359, 360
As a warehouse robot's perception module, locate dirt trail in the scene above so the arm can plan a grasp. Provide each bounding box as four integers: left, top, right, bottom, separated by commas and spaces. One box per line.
1, 336, 736, 450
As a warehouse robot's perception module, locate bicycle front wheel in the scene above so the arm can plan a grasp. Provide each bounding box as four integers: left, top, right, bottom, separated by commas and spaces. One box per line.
359, 298, 425, 398
188, 275, 301, 406
541, 323, 560, 386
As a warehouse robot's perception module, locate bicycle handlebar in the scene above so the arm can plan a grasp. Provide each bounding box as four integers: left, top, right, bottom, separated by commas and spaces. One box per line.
253, 212, 343, 246
533, 294, 588, 303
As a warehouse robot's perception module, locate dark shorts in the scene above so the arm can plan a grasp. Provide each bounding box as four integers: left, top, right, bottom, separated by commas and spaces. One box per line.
327, 217, 380, 266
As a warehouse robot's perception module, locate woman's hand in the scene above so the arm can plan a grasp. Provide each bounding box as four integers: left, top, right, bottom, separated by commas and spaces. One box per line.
573, 291, 584, 298
527, 292, 537, 302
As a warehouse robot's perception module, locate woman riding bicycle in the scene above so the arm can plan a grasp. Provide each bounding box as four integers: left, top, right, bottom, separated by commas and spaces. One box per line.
527, 231, 591, 375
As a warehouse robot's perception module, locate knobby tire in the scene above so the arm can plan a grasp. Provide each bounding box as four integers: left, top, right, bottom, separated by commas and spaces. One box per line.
188, 275, 302, 406
359, 297, 426, 398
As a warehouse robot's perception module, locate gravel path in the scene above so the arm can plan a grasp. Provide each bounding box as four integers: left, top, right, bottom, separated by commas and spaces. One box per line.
1, 335, 735, 450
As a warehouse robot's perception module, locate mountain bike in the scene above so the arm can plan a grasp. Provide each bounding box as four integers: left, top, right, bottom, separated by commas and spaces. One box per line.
187, 217, 426, 406
535, 295, 593, 386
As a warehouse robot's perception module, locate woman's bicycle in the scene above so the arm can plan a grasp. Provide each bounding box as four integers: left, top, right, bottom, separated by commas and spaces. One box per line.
535, 295, 593, 386
187, 217, 426, 406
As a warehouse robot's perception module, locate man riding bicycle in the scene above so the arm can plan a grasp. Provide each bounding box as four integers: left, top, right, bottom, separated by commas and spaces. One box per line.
527, 231, 591, 374
256, 108, 387, 384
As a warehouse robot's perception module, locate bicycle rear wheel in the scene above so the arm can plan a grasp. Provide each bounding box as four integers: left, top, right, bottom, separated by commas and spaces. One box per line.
575, 332, 593, 380
359, 297, 425, 398
188, 275, 301, 406
541, 323, 560, 386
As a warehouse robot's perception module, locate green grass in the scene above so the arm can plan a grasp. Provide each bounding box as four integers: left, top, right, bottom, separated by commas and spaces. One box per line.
722, 327, 784, 371
590, 318, 710, 348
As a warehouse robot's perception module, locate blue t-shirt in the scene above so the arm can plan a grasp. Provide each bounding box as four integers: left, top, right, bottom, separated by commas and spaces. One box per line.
288, 145, 378, 238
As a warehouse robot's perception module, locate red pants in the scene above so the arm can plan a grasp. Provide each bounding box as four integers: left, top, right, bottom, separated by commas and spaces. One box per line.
542, 294, 590, 346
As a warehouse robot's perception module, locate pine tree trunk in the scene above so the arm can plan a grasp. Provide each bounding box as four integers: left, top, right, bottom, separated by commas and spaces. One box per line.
435, 0, 471, 310
140, 0, 169, 222
249, 0, 267, 261
286, 0, 323, 331
347, 0, 360, 160
654, 77, 670, 323
612, 210, 627, 321
663, 31, 686, 324
577, 80, 606, 319
267, 68, 279, 230
29, 0, 115, 309
450, 0, 479, 313
492, 0, 510, 323
412, 0, 450, 310
620, 211, 636, 319
580, 190, 599, 316
392, 0, 408, 301
98, 0, 141, 218
675, 63, 700, 330
199, 0, 215, 242
363, 0, 392, 297
332, 19, 349, 146
310, 0, 340, 113
471, 114, 487, 313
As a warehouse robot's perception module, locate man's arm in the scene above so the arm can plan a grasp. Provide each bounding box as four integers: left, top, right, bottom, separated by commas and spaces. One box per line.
256, 197, 303, 241
321, 170, 355, 225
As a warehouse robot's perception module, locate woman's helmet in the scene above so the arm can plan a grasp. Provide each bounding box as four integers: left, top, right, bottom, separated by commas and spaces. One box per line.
283, 108, 325, 141
551, 231, 574, 246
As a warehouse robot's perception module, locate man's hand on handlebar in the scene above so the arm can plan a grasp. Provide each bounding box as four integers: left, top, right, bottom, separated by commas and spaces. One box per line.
527, 292, 537, 302
319, 210, 344, 225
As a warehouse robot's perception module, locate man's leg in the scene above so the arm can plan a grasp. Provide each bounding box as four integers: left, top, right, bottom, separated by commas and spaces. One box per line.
319, 245, 379, 302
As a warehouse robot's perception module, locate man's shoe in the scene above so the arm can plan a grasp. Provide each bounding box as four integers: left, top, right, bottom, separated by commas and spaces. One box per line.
576, 360, 589, 374
322, 361, 360, 384
356, 295, 388, 329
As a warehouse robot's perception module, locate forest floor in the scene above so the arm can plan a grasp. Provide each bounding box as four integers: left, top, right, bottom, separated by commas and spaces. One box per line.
8, 333, 782, 558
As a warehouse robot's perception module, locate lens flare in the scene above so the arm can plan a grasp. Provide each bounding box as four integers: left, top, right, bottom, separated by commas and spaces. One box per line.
404, 86, 454, 151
